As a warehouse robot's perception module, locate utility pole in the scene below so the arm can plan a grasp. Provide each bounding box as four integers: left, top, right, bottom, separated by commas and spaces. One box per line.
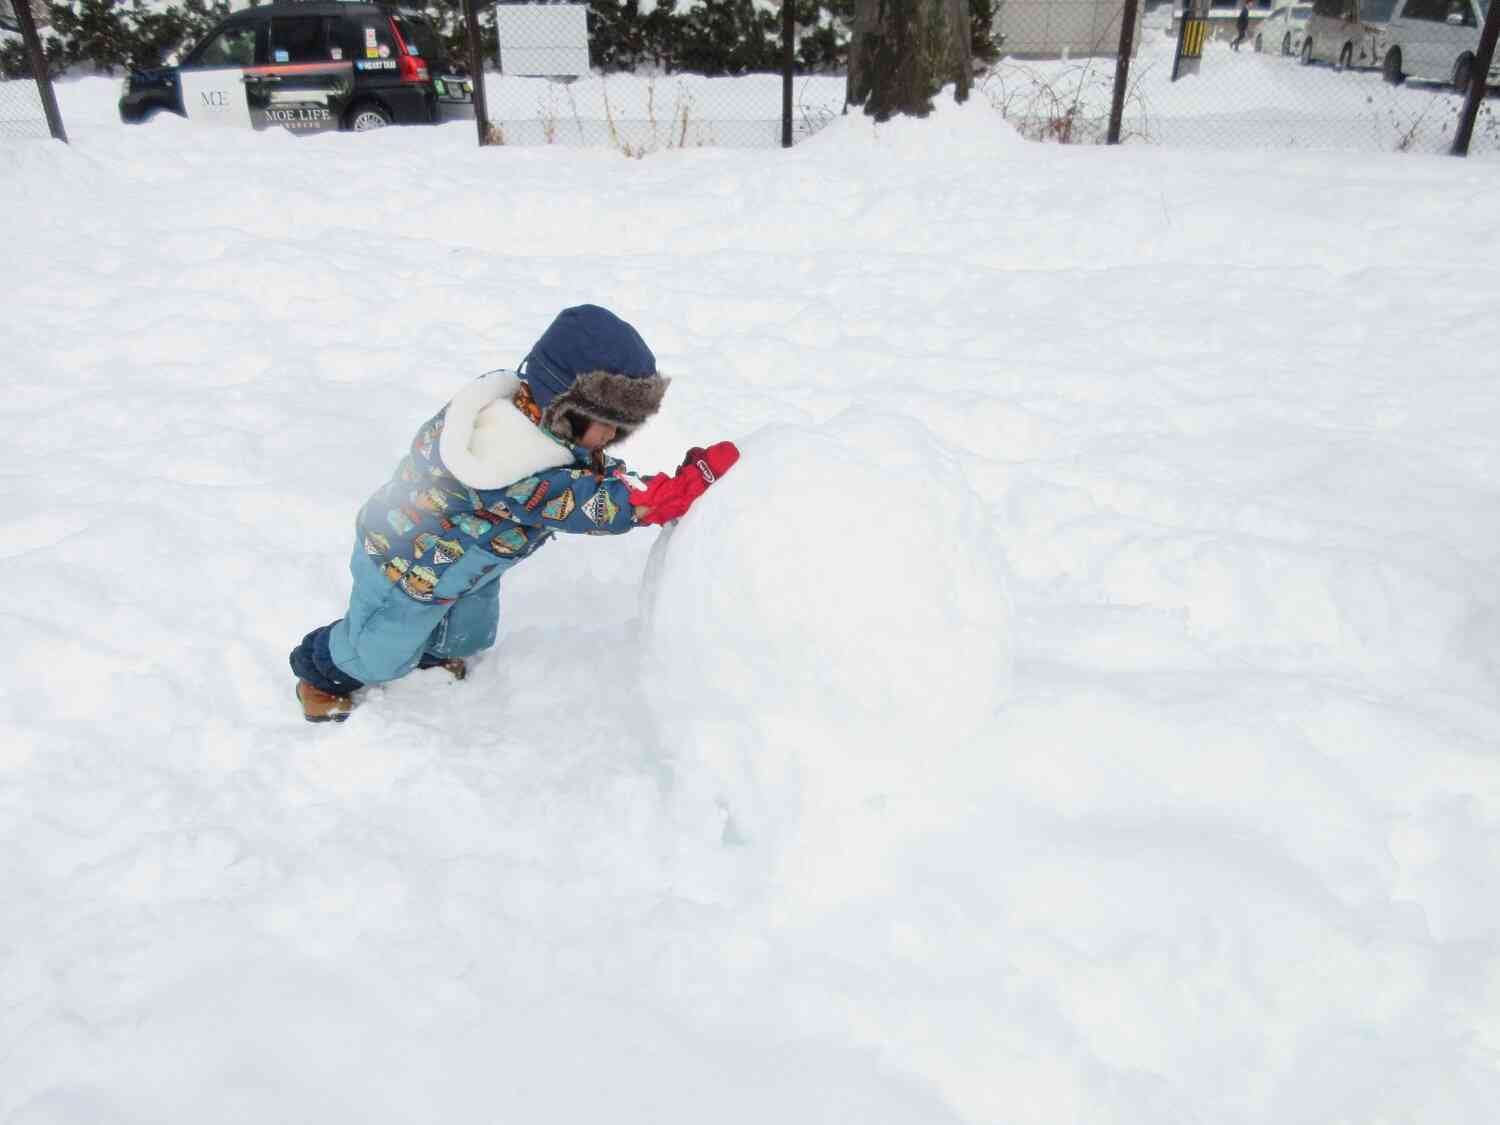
1107, 0, 1142, 144
1451, 0, 1500, 156
462, 0, 493, 146
782, 0, 794, 148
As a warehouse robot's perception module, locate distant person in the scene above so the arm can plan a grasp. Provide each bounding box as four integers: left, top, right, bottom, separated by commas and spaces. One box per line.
1233, 2, 1250, 50
288, 304, 739, 723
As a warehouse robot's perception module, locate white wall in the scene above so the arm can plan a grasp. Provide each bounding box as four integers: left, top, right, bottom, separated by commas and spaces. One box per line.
995, 0, 1148, 58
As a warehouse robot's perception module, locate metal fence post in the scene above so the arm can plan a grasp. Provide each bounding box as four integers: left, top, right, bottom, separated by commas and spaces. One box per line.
1107, 0, 1141, 144
1171, 2, 1189, 81
12, 0, 65, 143
462, 0, 493, 146
782, 0, 794, 148
1452, 0, 1500, 156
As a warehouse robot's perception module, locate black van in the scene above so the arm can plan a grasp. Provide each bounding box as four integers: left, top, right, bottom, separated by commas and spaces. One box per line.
118, 1, 472, 134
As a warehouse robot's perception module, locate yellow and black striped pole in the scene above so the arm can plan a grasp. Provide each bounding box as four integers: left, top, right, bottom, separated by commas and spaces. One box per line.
1172, 5, 1209, 81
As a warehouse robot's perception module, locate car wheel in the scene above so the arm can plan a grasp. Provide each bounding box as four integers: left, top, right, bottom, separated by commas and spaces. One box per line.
1383, 47, 1404, 85
1453, 53, 1474, 94
1301, 37, 1314, 65
1338, 43, 1353, 70
1282, 33, 1292, 56
346, 102, 393, 132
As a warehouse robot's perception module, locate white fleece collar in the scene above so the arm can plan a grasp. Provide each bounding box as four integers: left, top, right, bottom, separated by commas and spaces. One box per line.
437, 371, 574, 490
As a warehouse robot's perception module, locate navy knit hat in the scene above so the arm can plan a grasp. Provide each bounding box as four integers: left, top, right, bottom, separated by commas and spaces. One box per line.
520, 305, 668, 441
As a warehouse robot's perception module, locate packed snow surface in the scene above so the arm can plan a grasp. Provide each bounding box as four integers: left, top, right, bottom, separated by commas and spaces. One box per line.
3, 78, 1500, 1124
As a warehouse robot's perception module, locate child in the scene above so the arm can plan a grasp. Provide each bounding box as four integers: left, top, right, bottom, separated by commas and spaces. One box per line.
289, 304, 739, 722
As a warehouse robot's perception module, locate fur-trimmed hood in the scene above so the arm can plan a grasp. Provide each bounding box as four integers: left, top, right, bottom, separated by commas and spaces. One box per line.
438, 371, 573, 490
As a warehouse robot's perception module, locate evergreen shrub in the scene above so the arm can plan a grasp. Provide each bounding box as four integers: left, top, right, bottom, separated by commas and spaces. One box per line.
4, 0, 997, 82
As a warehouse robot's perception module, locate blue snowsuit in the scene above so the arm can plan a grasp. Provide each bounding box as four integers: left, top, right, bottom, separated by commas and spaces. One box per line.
291, 304, 669, 699
290, 371, 648, 693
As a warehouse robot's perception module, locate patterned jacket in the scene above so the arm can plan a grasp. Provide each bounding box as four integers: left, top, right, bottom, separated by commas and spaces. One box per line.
357, 372, 646, 606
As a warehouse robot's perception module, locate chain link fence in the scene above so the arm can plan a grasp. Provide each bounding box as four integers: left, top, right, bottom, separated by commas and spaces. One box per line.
480, 71, 845, 148
467, 1, 844, 150
981, 0, 1500, 155
2, 0, 64, 141
0, 69, 48, 139
10, 0, 1496, 156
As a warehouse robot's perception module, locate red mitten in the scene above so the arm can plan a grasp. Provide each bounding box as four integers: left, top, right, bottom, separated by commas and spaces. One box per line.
631, 441, 740, 525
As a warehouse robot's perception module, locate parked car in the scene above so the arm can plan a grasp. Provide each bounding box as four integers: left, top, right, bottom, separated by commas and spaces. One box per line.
1380, 0, 1500, 89
118, 1, 472, 134
1301, 0, 1398, 68
1256, 4, 1315, 54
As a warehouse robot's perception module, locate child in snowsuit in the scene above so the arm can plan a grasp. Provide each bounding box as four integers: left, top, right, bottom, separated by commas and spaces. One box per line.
289, 304, 739, 722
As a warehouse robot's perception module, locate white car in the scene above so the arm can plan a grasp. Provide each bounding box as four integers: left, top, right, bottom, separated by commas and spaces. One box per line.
1380, 0, 1500, 89
1302, 0, 1397, 68
1257, 4, 1316, 55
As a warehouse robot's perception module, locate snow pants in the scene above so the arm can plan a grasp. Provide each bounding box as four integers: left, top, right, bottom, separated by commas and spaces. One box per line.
291, 539, 517, 693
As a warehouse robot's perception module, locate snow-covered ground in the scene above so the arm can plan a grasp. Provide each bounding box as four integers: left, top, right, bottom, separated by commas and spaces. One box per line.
4, 76, 1500, 1124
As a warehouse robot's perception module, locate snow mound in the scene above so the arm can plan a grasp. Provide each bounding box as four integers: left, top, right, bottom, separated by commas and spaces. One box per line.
807, 86, 1027, 160
638, 411, 1012, 872
642, 409, 1011, 734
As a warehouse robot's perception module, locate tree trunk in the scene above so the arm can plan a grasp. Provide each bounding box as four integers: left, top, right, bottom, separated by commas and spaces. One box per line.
847, 0, 973, 121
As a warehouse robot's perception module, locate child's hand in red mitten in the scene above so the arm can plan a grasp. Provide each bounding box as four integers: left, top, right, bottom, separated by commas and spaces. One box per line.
631, 441, 740, 525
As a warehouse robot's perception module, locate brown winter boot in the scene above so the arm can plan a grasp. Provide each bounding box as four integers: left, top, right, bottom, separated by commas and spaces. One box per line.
296, 681, 355, 723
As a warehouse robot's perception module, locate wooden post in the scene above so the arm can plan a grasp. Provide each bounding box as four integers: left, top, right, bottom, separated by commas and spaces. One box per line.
462, 0, 493, 147
12, 0, 65, 143
1451, 0, 1500, 156
1107, 0, 1141, 144
782, 0, 795, 147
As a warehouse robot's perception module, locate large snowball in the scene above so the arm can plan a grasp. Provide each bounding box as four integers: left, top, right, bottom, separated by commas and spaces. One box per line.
640, 410, 1013, 746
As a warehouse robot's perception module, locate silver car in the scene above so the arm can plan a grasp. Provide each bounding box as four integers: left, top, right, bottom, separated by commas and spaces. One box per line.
1380, 0, 1500, 89
1257, 3, 1315, 55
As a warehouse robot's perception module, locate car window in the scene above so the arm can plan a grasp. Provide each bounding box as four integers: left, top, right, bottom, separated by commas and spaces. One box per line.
330, 15, 398, 62
269, 15, 326, 64
1361, 0, 1398, 19
1399, 0, 1449, 17
1446, 0, 1477, 23
327, 17, 362, 62
189, 22, 259, 68
393, 15, 443, 61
